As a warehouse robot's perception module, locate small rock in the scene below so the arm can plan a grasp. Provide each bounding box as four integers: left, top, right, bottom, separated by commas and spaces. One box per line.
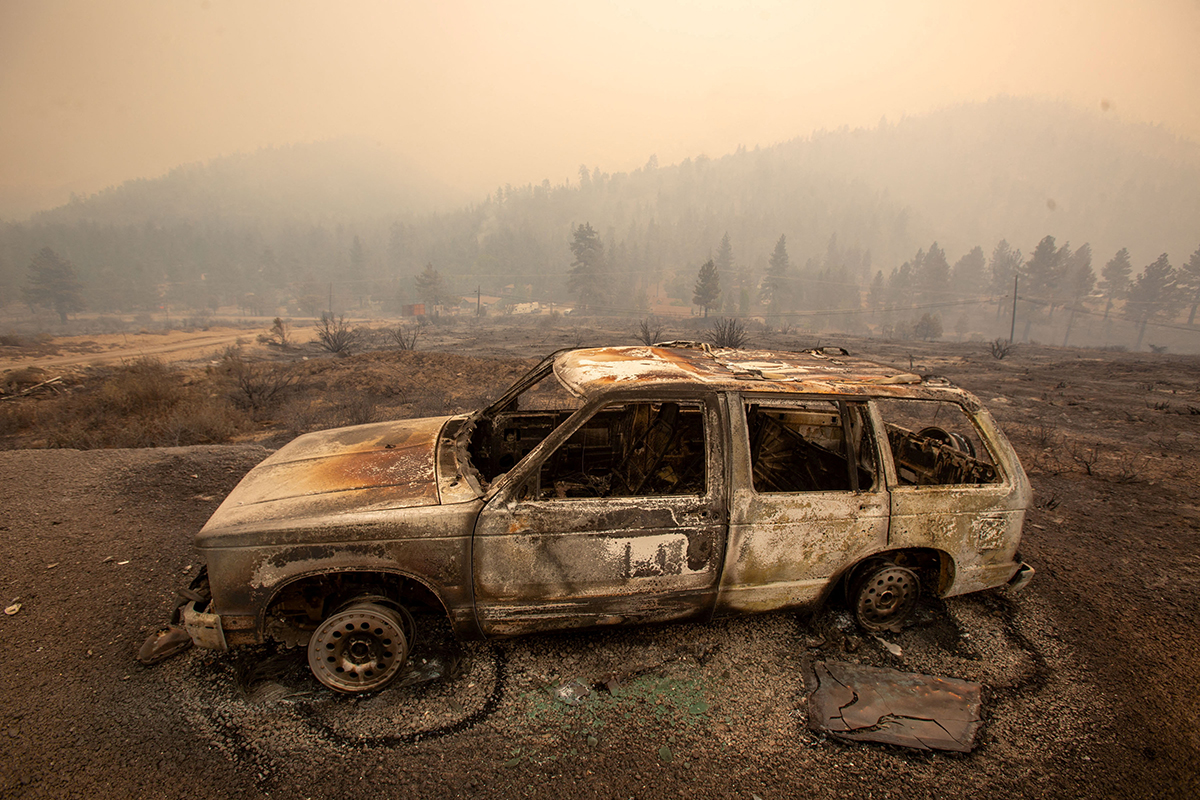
553, 679, 590, 706
658, 745, 673, 763
874, 636, 903, 657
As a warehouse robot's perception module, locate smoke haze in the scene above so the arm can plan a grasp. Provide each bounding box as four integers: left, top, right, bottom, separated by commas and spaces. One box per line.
3, 0, 1200, 214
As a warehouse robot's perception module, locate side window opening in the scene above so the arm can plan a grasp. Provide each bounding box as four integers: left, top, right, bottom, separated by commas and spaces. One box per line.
874, 398, 1001, 486
745, 400, 875, 493
536, 401, 707, 499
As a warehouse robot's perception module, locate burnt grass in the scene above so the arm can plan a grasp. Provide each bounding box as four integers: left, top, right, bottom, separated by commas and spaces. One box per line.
0, 322, 1198, 798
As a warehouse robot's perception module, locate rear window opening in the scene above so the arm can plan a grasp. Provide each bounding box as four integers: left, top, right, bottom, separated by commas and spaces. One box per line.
874, 398, 1001, 486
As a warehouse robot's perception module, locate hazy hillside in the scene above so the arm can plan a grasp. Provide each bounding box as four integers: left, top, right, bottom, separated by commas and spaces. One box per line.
3, 97, 1198, 334
29, 139, 464, 226
793, 96, 1200, 266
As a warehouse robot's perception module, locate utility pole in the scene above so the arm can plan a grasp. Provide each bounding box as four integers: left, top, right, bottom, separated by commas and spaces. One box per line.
1009, 275, 1018, 343
476, 286, 481, 316
328, 283, 333, 319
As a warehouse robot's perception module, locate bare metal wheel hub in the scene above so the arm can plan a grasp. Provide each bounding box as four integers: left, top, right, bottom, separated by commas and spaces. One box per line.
307, 602, 410, 693
852, 564, 920, 633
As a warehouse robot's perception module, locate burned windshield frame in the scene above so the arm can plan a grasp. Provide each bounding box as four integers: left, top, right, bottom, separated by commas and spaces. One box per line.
482, 348, 575, 417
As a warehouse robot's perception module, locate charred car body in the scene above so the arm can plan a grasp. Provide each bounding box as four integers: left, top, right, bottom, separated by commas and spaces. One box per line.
151, 344, 1033, 693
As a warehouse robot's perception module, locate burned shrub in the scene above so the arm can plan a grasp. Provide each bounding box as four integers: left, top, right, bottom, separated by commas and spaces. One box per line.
42, 358, 240, 448
387, 325, 420, 351
315, 314, 361, 355
635, 317, 665, 346
220, 351, 298, 412
706, 318, 749, 349
990, 338, 1015, 359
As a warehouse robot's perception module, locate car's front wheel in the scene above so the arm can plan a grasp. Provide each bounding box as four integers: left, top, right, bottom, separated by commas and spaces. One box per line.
306, 600, 411, 693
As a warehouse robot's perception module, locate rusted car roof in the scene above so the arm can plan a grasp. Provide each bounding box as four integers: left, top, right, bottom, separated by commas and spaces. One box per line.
553, 344, 922, 399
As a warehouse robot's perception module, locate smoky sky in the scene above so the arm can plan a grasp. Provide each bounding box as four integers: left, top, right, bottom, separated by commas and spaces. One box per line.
2, 0, 1199, 213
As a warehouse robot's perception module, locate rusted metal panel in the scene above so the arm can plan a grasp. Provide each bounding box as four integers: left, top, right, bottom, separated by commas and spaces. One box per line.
200, 506, 480, 631
182, 604, 228, 651
806, 660, 983, 752
554, 346, 921, 398
196, 416, 450, 538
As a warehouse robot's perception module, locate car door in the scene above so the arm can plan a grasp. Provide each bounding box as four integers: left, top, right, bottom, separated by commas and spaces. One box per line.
717, 394, 890, 614
472, 394, 727, 637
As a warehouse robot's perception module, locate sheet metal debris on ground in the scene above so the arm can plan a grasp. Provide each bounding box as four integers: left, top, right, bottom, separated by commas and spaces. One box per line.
806, 660, 983, 752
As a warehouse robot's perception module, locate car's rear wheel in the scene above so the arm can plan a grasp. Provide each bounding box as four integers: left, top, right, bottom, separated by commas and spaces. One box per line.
307, 600, 410, 693
849, 561, 920, 633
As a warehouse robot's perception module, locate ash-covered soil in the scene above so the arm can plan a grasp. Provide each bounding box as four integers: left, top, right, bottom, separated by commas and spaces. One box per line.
1, 331, 1198, 799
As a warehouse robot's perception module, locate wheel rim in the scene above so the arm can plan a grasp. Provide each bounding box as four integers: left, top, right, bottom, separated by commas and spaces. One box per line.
307, 602, 409, 693
854, 565, 919, 632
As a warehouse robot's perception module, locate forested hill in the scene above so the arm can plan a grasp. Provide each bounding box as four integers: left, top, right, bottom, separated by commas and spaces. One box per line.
29, 139, 463, 226
2, 96, 1198, 319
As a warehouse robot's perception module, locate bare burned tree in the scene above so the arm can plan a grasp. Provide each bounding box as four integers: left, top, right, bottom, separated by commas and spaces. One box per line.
990, 338, 1014, 359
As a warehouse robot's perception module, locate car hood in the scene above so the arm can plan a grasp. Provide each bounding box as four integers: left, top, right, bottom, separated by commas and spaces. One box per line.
198, 415, 454, 539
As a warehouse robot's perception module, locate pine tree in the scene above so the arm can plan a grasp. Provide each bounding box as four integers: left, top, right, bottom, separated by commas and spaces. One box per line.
1178, 245, 1200, 325
867, 270, 886, 309
888, 260, 915, 311
1098, 247, 1133, 320
1022, 235, 1065, 306
714, 233, 735, 312
1061, 243, 1094, 346
916, 242, 950, 304
415, 263, 451, 309
23, 247, 84, 324
950, 246, 987, 296
760, 235, 790, 315
1126, 253, 1179, 350
568, 223, 606, 312
692, 259, 720, 317
989, 240, 1023, 321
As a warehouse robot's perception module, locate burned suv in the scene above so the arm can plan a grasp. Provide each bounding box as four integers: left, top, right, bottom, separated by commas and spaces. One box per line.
152, 344, 1033, 693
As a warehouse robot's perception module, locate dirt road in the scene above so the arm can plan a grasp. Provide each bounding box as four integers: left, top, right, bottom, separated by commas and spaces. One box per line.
0, 328, 263, 373
0, 335, 1197, 798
